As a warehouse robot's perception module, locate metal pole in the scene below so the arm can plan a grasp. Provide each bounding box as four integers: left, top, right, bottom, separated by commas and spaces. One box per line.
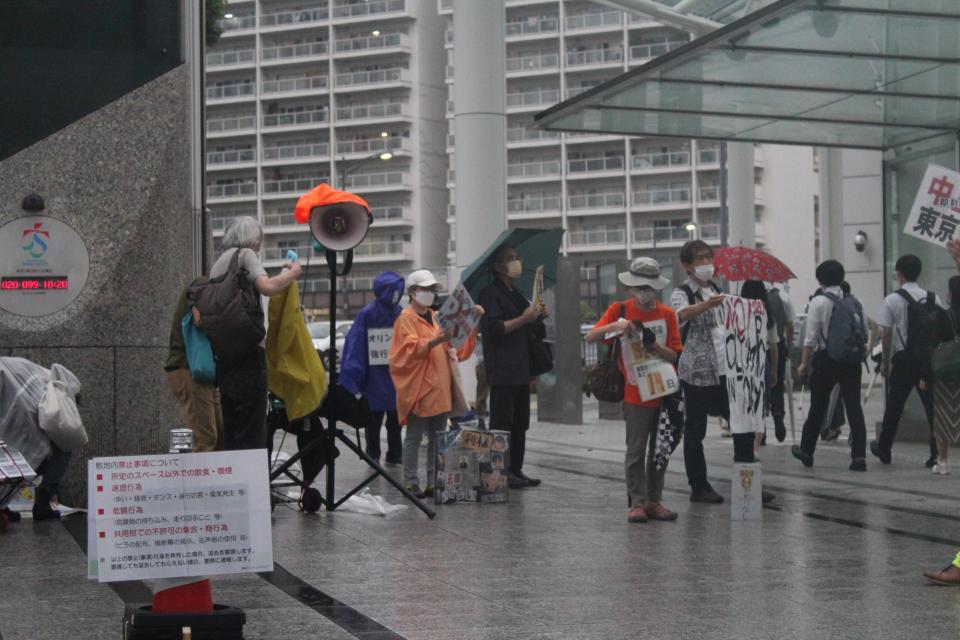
325, 249, 339, 509
720, 142, 728, 248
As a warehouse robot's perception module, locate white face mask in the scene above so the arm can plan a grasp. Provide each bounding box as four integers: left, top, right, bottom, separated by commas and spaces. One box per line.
412, 290, 436, 307
694, 264, 715, 281
505, 260, 523, 279
633, 289, 657, 305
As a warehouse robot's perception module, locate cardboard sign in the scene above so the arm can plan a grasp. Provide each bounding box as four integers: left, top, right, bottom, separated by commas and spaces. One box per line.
720, 295, 769, 435
904, 163, 960, 248
436, 428, 509, 504
437, 283, 481, 349
731, 463, 763, 521
367, 328, 393, 366
87, 449, 273, 582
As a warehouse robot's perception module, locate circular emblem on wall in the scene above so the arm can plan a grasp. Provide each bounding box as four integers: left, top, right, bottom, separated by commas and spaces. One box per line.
0, 216, 90, 317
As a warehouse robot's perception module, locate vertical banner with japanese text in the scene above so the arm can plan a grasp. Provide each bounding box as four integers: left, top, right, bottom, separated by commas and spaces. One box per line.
904, 164, 960, 248
721, 295, 769, 435
87, 450, 272, 582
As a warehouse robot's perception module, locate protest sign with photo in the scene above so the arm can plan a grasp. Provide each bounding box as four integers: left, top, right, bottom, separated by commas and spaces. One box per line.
436, 428, 510, 504
904, 164, 960, 248
437, 283, 481, 350
620, 322, 678, 402
720, 295, 769, 435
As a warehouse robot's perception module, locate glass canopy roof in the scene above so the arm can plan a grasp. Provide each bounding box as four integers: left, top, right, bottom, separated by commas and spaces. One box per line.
535, 0, 960, 150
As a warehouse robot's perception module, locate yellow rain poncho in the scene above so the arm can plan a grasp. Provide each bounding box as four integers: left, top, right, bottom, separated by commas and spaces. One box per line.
266, 282, 328, 421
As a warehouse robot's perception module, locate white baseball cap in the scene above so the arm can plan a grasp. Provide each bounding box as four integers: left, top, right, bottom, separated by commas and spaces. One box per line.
618, 257, 670, 290
406, 269, 441, 290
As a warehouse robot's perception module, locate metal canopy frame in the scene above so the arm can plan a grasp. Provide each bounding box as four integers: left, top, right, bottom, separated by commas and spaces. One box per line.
535, 0, 960, 150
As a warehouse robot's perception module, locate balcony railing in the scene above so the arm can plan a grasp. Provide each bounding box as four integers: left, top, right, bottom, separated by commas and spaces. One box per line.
344, 171, 406, 189
568, 156, 624, 173
700, 223, 721, 239
261, 41, 328, 62
506, 88, 560, 108
335, 33, 407, 54
207, 49, 255, 66
699, 148, 720, 164
262, 176, 329, 195
206, 83, 255, 100
568, 229, 625, 246
219, 15, 256, 32
507, 160, 561, 179
336, 136, 404, 155
207, 115, 256, 133
261, 75, 328, 94
207, 149, 256, 165
333, 0, 405, 19
352, 240, 409, 258
263, 212, 298, 227
633, 188, 691, 205
262, 108, 329, 128
565, 85, 600, 99
259, 7, 328, 28
370, 205, 406, 221
507, 127, 560, 143
207, 182, 257, 199
263, 245, 315, 262
262, 142, 329, 162
568, 191, 625, 210
335, 67, 407, 88
633, 226, 691, 245
336, 102, 405, 121
565, 11, 622, 31
566, 47, 623, 66
505, 16, 559, 37
698, 186, 720, 201
507, 195, 562, 213
632, 151, 691, 169
630, 41, 687, 61
505, 53, 559, 73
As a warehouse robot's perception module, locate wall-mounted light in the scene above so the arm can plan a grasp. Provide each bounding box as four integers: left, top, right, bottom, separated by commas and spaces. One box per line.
854, 229, 868, 252
371, 29, 381, 36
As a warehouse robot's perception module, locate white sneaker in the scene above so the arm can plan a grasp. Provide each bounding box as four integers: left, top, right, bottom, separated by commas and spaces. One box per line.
933, 461, 950, 475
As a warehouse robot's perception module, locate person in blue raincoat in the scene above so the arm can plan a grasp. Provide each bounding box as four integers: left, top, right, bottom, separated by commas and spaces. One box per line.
340, 271, 405, 464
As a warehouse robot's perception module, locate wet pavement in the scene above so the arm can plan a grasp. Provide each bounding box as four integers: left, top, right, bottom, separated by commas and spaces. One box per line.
2, 393, 959, 640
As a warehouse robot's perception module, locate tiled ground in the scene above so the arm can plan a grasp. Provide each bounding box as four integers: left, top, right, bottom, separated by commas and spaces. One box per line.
3, 394, 959, 640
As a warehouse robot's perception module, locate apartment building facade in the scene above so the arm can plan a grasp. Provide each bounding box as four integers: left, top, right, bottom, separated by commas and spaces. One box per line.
204, 0, 448, 313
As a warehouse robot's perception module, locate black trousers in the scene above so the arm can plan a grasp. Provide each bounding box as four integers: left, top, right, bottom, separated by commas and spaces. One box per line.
681, 378, 729, 493
878, 353, 937, 457
769, 341, 789, 426
219, 349, 268, 451
732, 433, 755, 463
365, 410, 402, 461
490, 384, 531, 474
799, 352, 867, 459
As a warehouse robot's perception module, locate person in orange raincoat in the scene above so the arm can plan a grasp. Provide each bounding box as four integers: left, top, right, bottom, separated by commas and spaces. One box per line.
389, 270, 482, 499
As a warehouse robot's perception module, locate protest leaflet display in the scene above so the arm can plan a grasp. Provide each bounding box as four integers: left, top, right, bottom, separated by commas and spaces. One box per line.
904, 164, 960, 248
436, 428, 510, 504
367, 328, 393, 366
720, 295, 769, 435
437, 283, 482, 350
87, 449, 273, 583
619, 319, 678, 402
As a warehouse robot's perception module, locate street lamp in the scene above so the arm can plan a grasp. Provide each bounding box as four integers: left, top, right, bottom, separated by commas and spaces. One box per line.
685, 222, 698, 240
338, 151, 392, 190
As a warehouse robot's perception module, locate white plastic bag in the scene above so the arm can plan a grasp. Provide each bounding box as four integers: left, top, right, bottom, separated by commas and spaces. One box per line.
337, 488, 407, 517
38, 370, 87, 451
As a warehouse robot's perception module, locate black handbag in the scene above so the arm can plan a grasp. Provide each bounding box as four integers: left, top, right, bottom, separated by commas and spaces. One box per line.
528, 333, 554, 377
585, 303, 626, 403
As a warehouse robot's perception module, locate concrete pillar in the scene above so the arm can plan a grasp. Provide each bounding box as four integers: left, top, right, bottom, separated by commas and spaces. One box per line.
453, 0, 506, 409
453, 0, 507, 269
726, 142, 756, 248
537, 257, 583, 425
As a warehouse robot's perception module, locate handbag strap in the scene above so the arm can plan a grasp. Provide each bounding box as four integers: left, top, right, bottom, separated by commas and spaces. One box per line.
606, 302, 626, 364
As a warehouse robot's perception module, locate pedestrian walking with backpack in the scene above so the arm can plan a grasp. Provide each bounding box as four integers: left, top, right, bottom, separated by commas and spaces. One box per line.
871, 254, 944, 467
585, 257, 683, 523
192, 217, 302, 452
791, 260, 870, 471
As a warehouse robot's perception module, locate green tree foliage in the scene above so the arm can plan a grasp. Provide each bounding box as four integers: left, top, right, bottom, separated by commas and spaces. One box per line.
206, 0, 225, 47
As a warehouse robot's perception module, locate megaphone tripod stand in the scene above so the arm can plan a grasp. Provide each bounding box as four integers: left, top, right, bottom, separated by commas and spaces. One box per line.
269, 249, 436, 519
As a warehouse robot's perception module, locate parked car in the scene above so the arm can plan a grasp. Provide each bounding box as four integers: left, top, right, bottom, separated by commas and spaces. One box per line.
307, 320, 353, 365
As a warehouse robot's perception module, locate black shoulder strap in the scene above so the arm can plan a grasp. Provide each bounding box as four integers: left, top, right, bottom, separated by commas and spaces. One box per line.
619, 302, 626, 318
926, 292, 936, 306
681, 284, 696, 305
895, 288, 916, 306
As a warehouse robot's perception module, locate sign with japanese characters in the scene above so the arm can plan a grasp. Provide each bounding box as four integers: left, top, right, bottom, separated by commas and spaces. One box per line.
86, 450, 272, 582
437, 283, 481, 350
619, 323, 677, 402
720, 295, 769, 435
904, 164, 960, 248
367, 328, 393, 366
731, 463, 763, 522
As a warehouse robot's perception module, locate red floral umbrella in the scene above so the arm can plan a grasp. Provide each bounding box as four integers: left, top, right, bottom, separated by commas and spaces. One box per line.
713, 246, 796, 282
